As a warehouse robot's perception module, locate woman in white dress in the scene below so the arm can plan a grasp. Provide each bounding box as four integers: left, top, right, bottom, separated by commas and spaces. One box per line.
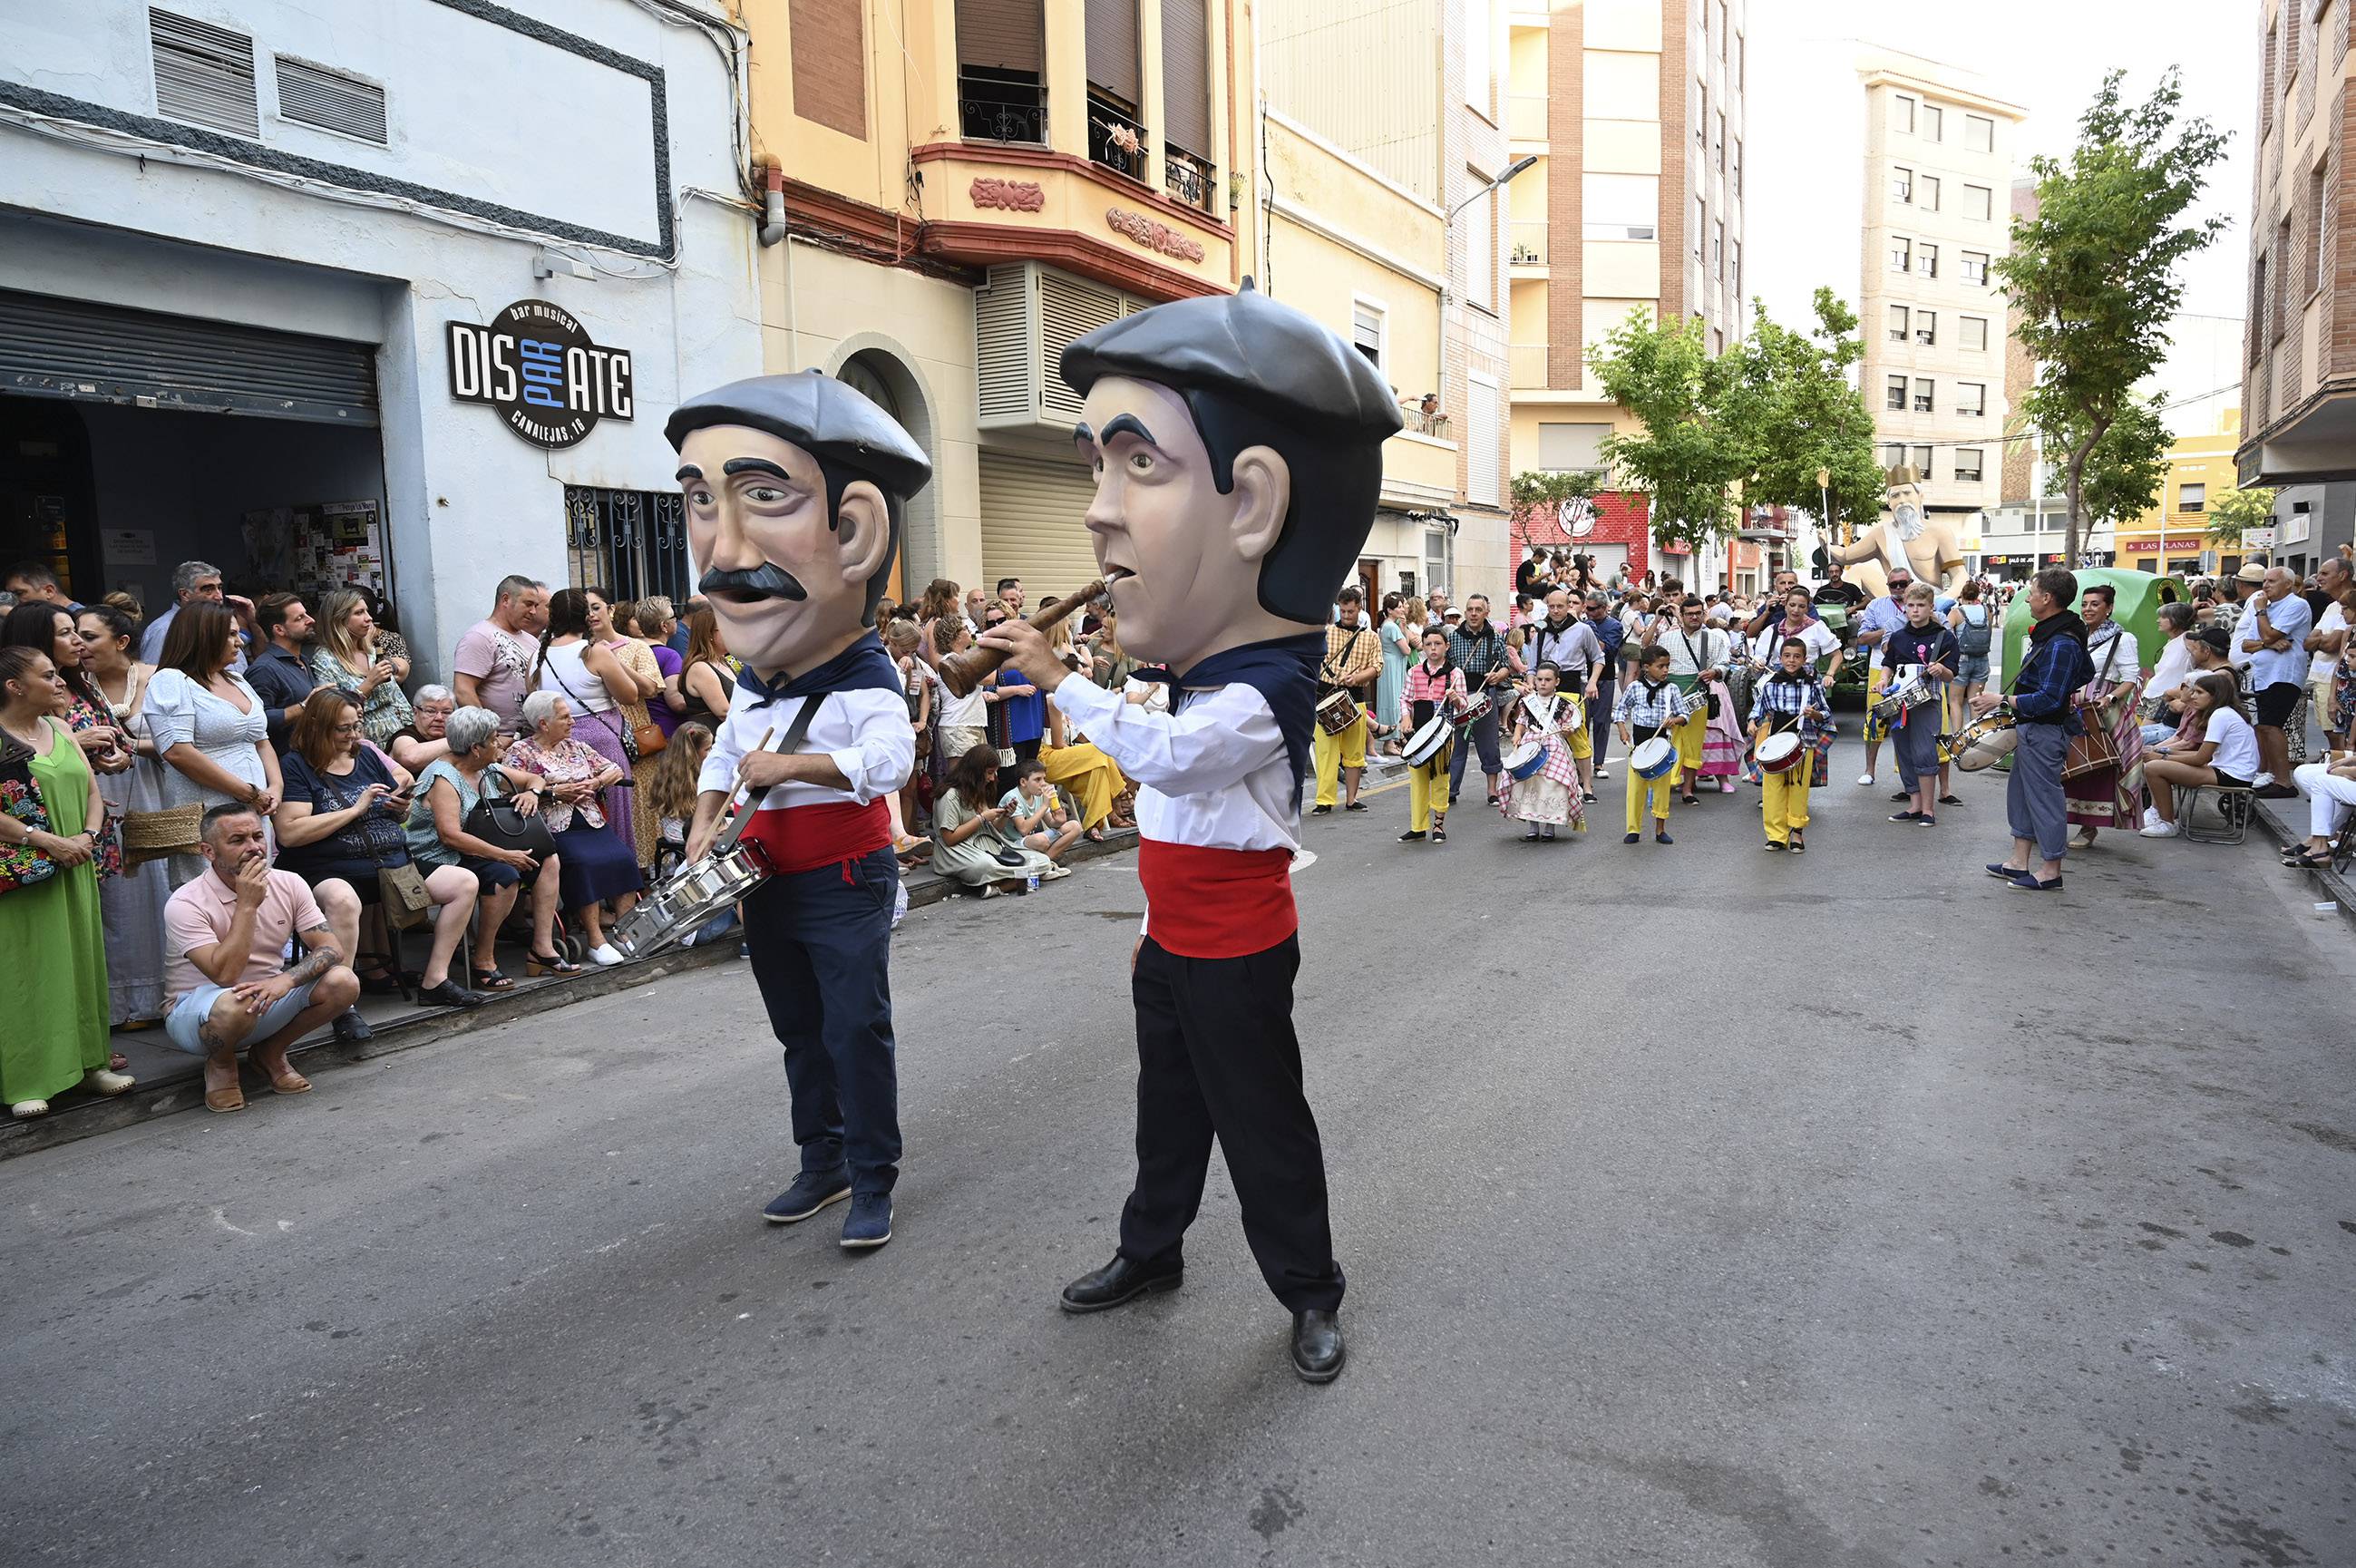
146, 599, 279, 889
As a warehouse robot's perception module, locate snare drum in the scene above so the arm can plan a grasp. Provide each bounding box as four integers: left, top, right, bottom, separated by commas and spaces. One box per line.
1870, 673, 1937, 726
1630, 735, 1679, 779
1755, 732, 1805, 774
1402, 711, 1455, 767
613, 842, 772, 958
1944, 709, 2019, 772
1504, 739, 1548, 781
1314, 690, 1361, 735
1453, 689, 1494, 728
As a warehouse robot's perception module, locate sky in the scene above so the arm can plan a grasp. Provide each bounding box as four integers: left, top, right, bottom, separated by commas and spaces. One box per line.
1745, 0, 2260, 414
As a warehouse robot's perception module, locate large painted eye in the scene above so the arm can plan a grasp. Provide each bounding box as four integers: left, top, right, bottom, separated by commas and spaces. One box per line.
1128, 452, 1153, 473
746, 485, 787, 503
686, 486, 715, 506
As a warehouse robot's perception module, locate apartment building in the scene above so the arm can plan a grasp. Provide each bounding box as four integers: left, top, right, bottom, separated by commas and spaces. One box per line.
739, 0, 1255, 599
1259, 0, 1475, 604
1858, 54, 2023, 549
1500, 0, 1748, 590
2239, 0, 2354, 489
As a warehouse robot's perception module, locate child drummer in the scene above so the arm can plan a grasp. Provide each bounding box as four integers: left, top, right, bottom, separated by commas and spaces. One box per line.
1504, 661, 1584, 842
1613, 643, 1693, 845
1400, 627, 1465, 844
1748, 635, 1831, 853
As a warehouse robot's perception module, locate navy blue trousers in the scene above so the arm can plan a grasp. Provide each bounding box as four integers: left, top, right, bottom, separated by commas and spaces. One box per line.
1119, 935, 1345, 1312
740, 846, 902, 1195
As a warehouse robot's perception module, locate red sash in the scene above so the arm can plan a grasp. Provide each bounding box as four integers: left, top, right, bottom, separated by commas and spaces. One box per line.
741, 798, 891, 876
1135, 838, 1296, 959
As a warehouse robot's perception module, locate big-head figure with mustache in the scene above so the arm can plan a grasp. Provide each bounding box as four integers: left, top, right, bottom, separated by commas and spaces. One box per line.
978, 282, 1399, 1383
667, 371, 928, 1253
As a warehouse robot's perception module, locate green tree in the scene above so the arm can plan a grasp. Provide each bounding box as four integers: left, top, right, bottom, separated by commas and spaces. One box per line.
2068, 393, 2171, 538
1730, 287, 1883, 541
2203, 481, 2278, 546
1995, 67, 2229, 565
1587, 310, 1755, 553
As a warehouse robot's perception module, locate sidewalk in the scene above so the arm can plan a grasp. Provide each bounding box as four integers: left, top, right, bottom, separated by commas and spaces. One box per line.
2249, 790, 2356, 929
2, 824, 1140, 1161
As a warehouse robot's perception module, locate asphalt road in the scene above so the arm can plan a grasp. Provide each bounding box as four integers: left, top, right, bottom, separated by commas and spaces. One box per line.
7, 741, 2355, 1568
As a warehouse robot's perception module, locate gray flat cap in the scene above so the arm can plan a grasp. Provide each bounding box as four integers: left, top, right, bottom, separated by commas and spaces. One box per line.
665, 371, 932, 500
1061, 280, 1403, 442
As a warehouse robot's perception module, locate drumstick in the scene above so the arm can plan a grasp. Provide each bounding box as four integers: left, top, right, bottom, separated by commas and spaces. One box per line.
706, 725, 778, 857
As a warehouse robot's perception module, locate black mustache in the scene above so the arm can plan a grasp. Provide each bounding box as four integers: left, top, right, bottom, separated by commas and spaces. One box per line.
699, 564, 807, 601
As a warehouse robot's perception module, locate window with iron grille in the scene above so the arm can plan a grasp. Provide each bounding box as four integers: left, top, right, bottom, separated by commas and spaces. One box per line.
151, 8, 258, 136
565, 487, 692, 608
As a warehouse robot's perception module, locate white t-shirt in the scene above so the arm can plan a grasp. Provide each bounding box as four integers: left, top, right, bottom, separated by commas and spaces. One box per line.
2312, 602, 2347, 687
2202, 706, 2261, 783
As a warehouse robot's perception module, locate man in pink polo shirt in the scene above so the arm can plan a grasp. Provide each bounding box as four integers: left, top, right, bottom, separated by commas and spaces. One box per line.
162, 804, 360, 1113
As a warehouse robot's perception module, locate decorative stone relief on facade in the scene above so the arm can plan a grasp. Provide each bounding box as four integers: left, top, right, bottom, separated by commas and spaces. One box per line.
970, 178, 1046, 213
1105, 208, 1205, 263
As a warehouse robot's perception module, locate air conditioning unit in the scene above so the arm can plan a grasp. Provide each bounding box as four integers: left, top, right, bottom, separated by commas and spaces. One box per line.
973, 263, 1154, 433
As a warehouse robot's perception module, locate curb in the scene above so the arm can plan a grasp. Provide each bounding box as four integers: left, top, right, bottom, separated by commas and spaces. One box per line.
1, 829, 1140, 1162
2248, 792, 2356, 932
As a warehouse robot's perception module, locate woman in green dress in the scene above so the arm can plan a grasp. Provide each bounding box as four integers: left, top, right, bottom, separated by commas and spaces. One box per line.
0, 646, 134, 1117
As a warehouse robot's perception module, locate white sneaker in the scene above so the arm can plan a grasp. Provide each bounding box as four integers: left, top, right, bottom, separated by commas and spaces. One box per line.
2254, 771, 2275, 788
2140, 806, 2164, 831
588, 943, 625, 967
2138, 822, 2179, 839
1594, 766, 1611, 780
1857, 772, 1875, 786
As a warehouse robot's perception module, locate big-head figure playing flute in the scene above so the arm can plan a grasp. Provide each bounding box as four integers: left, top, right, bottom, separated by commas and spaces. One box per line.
979, 281, 1399, 1382
668, 374, 927, 1252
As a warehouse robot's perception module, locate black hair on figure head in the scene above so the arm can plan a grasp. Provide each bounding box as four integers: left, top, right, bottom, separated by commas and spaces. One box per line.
1061, 280, 1403, 625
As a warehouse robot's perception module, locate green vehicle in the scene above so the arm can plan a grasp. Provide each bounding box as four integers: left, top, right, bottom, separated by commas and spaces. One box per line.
1997, 569, 2186, 691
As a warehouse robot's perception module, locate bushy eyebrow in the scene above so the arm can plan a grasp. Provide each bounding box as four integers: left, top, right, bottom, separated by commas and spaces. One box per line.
722, 457, 795, 480
1100, 413, 1156, 446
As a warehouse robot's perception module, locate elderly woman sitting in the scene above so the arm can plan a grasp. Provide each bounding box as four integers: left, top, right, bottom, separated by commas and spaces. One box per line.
390, 684, 457, 774
273, 688, 484, 1010
506, 690, 644, 965
404, 705, 571, 982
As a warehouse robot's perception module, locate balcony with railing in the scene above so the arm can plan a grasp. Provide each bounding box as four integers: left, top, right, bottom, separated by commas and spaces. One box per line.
1163, 144, 1217, 216
1088, 93, 1149, 183
1509, 219, 1548, 268
1398, 400, 1453, 440
959, 68, 1047, 146
1511, 344, 1552, 389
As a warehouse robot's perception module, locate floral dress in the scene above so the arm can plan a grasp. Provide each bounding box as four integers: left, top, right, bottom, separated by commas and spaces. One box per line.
145, 667, 269, 888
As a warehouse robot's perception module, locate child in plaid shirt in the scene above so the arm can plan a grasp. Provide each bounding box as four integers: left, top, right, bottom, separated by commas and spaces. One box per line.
1400, 628, 1465, 844
1748, 636, 1831, 853
1612, 644, 1695, 844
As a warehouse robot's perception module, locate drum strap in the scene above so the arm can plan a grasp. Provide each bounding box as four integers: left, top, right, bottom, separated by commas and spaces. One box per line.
717, 694, 825, 854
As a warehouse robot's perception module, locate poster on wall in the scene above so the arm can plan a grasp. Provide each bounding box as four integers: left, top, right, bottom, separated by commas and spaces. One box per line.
241, 501, 387, 600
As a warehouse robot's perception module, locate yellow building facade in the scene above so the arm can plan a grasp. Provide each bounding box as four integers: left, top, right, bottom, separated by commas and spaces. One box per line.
733, 0, 1257, 600
2117, 407, 2245, 578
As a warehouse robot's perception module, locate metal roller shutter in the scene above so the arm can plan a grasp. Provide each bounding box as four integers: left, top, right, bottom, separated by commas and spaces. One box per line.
978, 453, 1102, 605
0, 288, 378, 425
1085, 0, 1140, 102
957, 0, 1043, 73
1161, 0, 1210, 155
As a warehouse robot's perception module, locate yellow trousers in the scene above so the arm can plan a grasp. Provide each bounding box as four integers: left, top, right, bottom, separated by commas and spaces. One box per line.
1313, 715, 1368, 806
1040, 743, 1126, 830
1407, 743, 1451, 833
1625, 766, 1676, 833
1763, 768, 1812, 844
1673, 704, 1709, 774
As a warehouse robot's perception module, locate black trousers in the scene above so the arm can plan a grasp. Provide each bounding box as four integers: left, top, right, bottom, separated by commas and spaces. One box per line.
1119, 935, 1345, 1311
740, 847, 902, 1195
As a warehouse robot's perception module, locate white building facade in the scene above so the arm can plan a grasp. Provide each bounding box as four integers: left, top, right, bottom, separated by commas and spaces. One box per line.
0, 0, 761, 676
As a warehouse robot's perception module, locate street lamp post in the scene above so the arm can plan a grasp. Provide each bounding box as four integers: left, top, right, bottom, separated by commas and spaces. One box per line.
1816, 466, 1831, 581
1437, 155, 1540, 417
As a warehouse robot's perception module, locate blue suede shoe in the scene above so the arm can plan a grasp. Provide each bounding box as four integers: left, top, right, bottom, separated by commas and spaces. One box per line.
763, 1172, 852, 1225
840, 1193, 893, 1251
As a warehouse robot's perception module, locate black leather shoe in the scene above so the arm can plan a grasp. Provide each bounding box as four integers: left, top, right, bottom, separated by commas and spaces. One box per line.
331, 1008, 372, 1043
1290, 1310, 1345, 1382
1059, 1254, 1183, 1314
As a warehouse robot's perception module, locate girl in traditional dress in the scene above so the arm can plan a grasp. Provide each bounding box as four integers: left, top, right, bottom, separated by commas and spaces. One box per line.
1502, 661, 1583, 842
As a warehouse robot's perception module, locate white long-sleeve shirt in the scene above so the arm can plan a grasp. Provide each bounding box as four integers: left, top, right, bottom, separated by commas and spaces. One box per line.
697, 685, 914, 808
1048, 674, 1297, 852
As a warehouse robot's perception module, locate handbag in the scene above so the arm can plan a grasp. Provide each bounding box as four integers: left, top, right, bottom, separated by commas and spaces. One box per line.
376, 861, 433, 930
546, 652, 648, 763
462, 768, 558, 860
629, 714, 667, 758
0, 737, 57, 896
120, 801, 203, 867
